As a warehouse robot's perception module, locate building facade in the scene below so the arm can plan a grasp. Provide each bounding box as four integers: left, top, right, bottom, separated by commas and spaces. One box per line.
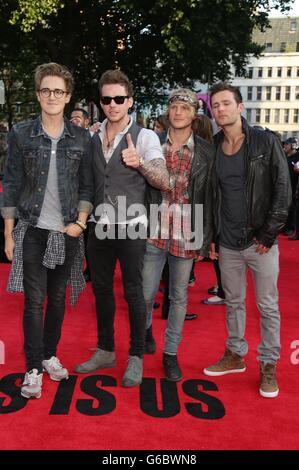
231, 17, 299, 140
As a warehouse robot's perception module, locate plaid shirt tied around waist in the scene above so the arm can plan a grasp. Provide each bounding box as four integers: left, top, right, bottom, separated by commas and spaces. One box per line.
7, 220, 85, 306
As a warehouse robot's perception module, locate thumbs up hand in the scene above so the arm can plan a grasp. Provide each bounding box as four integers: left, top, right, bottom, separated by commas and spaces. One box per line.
122, 133, 141, 168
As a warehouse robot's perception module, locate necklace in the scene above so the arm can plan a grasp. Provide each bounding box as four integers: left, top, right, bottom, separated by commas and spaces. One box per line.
105, 125, 115, 148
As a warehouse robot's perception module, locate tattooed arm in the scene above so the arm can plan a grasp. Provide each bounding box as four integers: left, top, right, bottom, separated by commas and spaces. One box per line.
121, 132, 169, 190
138, 158, 170, 191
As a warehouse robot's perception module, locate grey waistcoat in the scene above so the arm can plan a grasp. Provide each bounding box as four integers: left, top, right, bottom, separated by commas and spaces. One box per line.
91, 122, 145, 223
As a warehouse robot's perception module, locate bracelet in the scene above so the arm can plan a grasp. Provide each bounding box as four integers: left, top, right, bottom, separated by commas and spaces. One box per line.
75, 220, 87, 230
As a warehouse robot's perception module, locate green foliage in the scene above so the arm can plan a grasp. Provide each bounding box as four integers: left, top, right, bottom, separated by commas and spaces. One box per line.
0, 0, 295, 125
10, 0, 64, 32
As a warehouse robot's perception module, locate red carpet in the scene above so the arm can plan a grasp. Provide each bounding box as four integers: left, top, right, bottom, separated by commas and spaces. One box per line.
0, 236, 299, 450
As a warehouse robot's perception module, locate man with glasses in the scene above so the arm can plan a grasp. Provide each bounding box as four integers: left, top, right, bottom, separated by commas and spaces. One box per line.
1, 62, 93, 399
74, 69, 169, 387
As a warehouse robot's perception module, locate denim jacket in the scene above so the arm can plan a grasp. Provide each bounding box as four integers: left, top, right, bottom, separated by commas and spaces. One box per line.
1, 115, 94, 225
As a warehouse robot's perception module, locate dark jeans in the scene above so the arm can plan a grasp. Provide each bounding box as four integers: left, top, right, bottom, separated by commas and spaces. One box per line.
23, 226, 79, 372
88, 224, 147, 358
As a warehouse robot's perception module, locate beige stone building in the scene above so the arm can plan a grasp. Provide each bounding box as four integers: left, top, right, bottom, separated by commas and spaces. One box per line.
232, 17, 299, 140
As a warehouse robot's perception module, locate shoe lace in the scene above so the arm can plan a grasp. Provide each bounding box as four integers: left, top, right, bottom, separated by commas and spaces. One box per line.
25, 369, 41, 385
127, 356, 140, 372
262, 366, 276, 384
47, 356, 63, 370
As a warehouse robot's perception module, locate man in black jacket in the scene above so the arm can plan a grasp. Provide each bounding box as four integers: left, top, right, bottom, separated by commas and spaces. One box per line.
203, 82, 291, 398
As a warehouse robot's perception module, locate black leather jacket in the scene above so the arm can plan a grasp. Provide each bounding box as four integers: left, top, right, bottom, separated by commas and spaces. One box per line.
145, 134, 215, 257
212, 118, 292, 248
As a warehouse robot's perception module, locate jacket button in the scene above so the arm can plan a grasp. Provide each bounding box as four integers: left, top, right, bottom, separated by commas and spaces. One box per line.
38, 188, 42, 192
41, 171, 45, 175
35, 204, 39, 208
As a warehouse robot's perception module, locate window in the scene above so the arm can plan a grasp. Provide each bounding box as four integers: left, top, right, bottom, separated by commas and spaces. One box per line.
297, 42, 299, 52
266, 86, 271, 100
255, 109, 261, 123
287, 67, 292, 77
297, 67, 299, 77
246, 109, 252, 122
280, 42, 286, 52
284, 109, 289, 124
247, 87, 253, 101
293, 109, 299, 124
290, 21, 296, 32
296, 86, 299, 100
267, 67, 272, 77
258, 67, 263, 78
256, 86, 262, 100
265, 42, 272, 52
247, 67, 253, 78
277, 67, 282, 77
285, 86, 291, 100
265, 109, 270, 123
276, 87, 281, 100
274, 109, 280, 123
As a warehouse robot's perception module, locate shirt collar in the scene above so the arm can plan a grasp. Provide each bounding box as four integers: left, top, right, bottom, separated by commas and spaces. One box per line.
166, 129, 194, 151
100, 116, 133, 141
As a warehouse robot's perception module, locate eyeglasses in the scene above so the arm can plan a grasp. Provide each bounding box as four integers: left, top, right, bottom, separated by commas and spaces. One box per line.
38, 88, 69, 99
100, 96, 129, 105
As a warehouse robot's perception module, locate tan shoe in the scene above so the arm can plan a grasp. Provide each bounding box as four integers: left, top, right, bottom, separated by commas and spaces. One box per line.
203, 348, 246, 376
259, 362, 279, 398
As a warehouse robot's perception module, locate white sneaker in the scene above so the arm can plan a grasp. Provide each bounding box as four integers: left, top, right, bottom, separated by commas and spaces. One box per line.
21, 369, 43, 399
42, 356, 69, 381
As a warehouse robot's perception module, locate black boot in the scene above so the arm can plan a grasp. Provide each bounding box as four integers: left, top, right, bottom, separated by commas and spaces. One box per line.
163, 353, 183, 382
145, 326, 156, 354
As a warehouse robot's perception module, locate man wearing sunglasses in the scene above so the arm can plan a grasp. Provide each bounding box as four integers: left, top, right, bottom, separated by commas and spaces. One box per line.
1, 62, 93, 399
74, 69, 169, 387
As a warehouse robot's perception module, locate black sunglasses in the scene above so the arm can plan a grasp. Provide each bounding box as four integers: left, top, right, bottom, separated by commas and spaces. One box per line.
100, 95, 129, 105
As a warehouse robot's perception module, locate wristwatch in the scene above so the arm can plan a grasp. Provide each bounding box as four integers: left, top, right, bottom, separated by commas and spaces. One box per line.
75, 219, 87, 230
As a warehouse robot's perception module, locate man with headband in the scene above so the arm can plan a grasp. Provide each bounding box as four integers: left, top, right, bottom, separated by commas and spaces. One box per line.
142, 88, 214, 381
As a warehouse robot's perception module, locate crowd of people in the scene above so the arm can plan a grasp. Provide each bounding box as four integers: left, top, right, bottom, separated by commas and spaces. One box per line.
0, 62, 294, 401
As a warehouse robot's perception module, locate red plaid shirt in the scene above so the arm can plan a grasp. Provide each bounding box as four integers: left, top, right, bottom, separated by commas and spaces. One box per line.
148, 132, 197, 259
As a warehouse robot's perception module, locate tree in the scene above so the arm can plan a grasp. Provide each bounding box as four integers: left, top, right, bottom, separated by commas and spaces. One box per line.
0, 1, 43, 128
0, 0, 296, 122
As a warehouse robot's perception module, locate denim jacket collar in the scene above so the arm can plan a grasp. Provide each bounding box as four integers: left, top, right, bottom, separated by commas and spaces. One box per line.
30, 115, 75, 139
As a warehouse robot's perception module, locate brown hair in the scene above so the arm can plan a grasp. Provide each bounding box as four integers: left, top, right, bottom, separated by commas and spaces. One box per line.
155, 114, 169, 131
34, 62, 74, 93
192, 115, 213, 144
98, 69, 134, 97
209, 82, 243, 105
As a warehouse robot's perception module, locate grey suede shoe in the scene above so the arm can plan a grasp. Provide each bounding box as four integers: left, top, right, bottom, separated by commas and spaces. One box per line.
121, 356, 143, 387
74, 349, 116, 373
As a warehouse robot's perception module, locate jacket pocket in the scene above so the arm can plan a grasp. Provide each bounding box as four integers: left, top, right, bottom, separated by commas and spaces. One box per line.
66, 150, 82, 175
23, 149, 40, 177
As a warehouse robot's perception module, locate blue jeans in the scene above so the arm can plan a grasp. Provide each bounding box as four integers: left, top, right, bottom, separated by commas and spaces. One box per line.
142, 243, 194, 354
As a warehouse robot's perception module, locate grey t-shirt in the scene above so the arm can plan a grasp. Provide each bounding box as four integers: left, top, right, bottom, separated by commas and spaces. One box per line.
37, 135, 64, 232
216, 142, 252, 250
